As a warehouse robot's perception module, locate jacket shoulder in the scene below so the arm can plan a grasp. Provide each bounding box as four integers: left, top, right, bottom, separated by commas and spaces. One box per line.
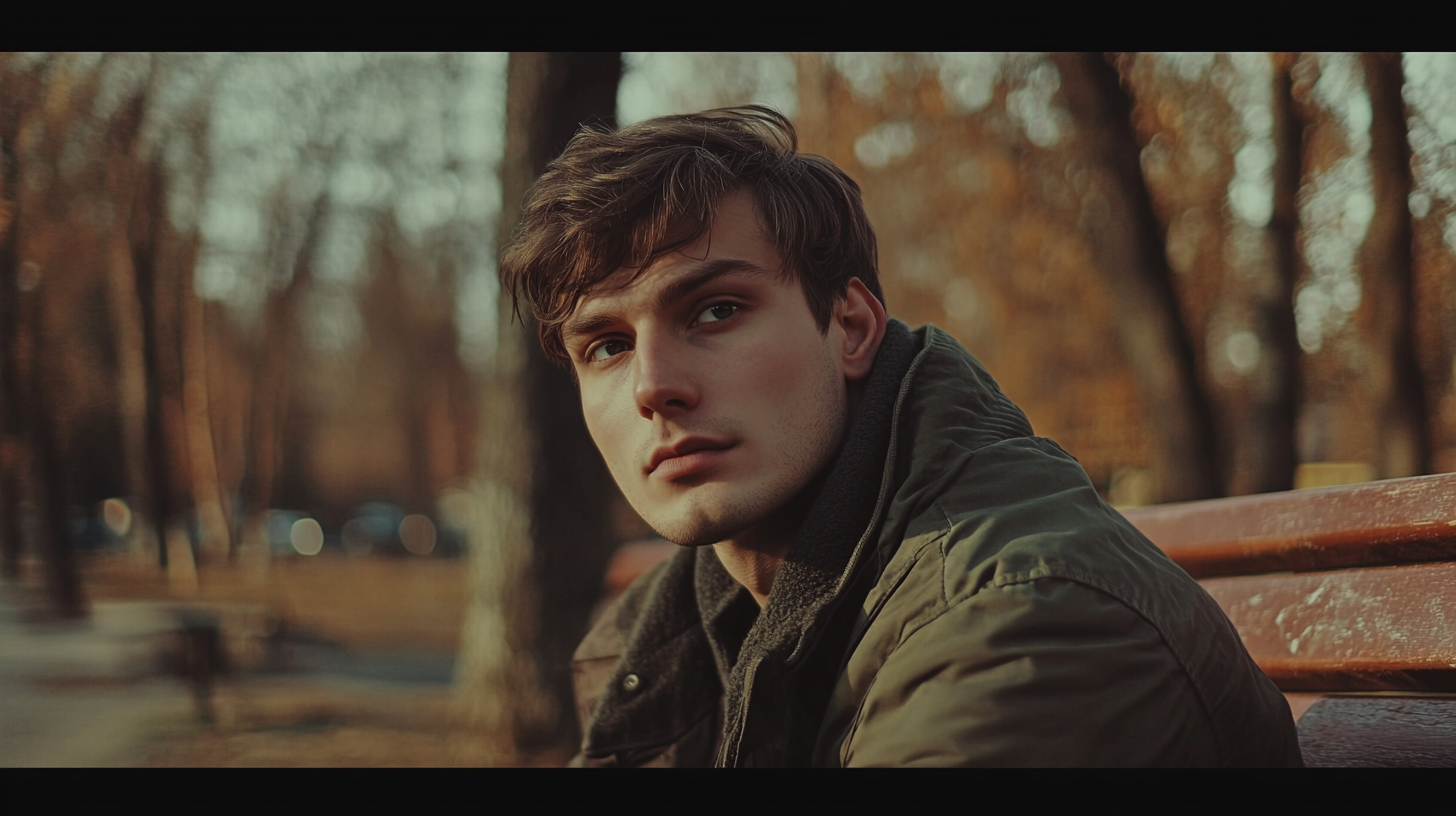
830, 436, 1300, 766
841, 575, 1219, 766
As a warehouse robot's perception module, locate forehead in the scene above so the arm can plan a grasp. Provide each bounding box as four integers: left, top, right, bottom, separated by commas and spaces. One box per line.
572, 189, 783, 313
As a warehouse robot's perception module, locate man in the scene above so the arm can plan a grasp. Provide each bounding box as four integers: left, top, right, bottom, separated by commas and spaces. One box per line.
501, 106, 1302, 767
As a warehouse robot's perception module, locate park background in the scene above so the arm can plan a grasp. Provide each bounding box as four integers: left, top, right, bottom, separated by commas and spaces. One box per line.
1, 52, 1452, 765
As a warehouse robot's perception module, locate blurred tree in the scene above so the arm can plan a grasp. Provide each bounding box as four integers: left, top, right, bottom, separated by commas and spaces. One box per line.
1290, 53, 1425, 482
1359, 52, 1429, 477
351, 215, 478, 518
1405, 53, 1456, 475
99, 56, 164, 567
204, 54, 497, 556
1252, 51, 1305, 495
131, 106, 192, 572
1052, 52, 1220, 501
21, 231, 84, 615
1122, 53, 1303, 497
234, 194, 325, 572
0, 56, 43, 581
456, 51, 622, 759
1, 53, 95, 614
794, 53, 1166, 502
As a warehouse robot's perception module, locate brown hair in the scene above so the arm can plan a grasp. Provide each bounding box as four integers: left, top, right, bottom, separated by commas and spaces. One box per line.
500, 105, 884, 366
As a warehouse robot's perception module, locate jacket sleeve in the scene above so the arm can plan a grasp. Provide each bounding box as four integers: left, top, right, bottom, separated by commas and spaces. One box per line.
840, 577, 1221, 767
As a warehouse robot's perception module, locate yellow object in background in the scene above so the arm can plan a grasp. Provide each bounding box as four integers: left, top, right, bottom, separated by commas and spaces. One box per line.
1294, 462, 1375, 490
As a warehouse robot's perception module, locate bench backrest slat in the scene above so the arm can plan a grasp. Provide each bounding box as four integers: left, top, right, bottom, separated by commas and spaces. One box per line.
1122, 472, 1456, 578
1201, 562, 1456, 692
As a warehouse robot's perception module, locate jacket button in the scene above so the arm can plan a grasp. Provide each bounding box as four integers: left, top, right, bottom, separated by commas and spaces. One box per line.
622, 673, 641, 691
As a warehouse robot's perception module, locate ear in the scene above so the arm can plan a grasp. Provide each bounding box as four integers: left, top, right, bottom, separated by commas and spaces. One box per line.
835, 278, 888, 383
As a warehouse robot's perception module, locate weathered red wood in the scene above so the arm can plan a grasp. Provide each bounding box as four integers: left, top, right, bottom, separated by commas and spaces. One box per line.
1123, 472, 1456, 577
1297, 696, 1456, 767
1201, 562, 1456, 691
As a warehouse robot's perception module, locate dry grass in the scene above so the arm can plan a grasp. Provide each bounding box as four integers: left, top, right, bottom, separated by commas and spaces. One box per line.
137, 678, 572, 767
80, 552, 469, 654
64, 552, 558, 766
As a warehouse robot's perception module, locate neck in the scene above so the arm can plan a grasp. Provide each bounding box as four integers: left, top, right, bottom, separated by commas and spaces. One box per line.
711, 454, 835, 608
711, 540, 788, 608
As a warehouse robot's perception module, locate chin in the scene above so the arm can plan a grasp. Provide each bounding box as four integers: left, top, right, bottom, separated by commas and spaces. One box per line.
645, 509, 747, 549
641, 489, 770, 549
649, 477, 809, 547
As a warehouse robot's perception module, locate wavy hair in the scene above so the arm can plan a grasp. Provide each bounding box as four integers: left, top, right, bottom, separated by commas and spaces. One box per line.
500, 105, 884, 365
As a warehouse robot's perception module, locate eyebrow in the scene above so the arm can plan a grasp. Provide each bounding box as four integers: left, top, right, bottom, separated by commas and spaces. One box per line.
561, 258, 777, 348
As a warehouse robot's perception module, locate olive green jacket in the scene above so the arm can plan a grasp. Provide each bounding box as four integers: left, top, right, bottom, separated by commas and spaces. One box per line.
571, 322, 1301, 767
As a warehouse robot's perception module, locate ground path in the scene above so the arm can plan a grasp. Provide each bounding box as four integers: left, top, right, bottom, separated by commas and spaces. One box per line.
0, 580, 559, 766
0, 586, 193, 766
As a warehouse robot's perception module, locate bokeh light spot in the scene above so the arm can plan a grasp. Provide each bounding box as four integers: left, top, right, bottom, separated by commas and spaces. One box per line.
291, 518, 325, 556
400, 514, 436, 556
102, 498, 132, 537
1225, 330, 1262, 375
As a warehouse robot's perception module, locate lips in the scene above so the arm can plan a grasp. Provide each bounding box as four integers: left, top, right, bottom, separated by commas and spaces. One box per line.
647, 437, 735, 478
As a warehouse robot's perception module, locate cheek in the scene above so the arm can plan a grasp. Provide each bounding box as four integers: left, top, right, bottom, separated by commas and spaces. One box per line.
581, 377, 638, 480
760, 335, 844, 433
739, 329, 837, 405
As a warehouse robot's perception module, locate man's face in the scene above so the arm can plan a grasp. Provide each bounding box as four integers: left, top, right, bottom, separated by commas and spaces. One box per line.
563, 190, 850, 549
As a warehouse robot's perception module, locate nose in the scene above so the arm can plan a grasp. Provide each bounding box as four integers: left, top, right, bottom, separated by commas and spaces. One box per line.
633, 331, 699, 420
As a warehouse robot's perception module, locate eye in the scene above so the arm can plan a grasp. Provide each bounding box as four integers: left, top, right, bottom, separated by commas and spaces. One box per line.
695, 303, 739, 325
588, 339, 632, 363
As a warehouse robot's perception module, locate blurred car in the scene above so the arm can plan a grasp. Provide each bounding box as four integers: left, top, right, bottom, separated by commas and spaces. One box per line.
70, 504, 125, 553
340, 502, 406, 557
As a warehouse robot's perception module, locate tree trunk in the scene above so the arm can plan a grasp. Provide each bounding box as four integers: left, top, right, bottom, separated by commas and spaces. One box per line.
1237, 51, 1304, 495
0, 58, 84, 613
181, 254, 234, 561
106, 172, 158, 564
236, 196, 326, 576
100, 59, 165, 566
456, 51, 622, 760
1052, 52, 1221, 502
131, 156, 191, 572
5, 158, 84, 614
21, 278, 85, 616
0, 71, 28, 582
1358, 52, 1429, 478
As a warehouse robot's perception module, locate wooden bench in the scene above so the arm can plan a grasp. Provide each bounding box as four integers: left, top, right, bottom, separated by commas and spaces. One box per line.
1124, 471, 1456, 767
